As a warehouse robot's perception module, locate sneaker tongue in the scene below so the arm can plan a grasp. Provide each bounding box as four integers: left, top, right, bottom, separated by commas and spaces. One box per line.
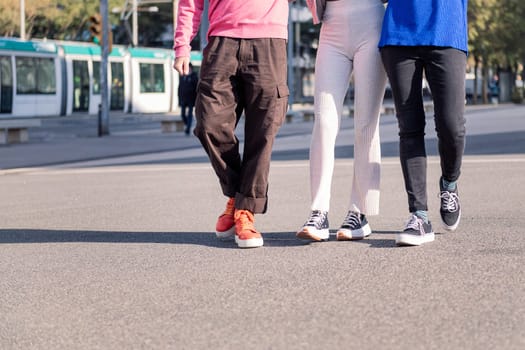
235, 210, 254, 222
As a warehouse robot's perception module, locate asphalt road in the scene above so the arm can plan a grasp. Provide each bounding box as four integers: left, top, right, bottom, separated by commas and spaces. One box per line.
0, 104, 524, 349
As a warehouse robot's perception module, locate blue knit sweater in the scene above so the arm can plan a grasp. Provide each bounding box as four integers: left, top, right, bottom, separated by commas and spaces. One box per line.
378, 0, 468, 53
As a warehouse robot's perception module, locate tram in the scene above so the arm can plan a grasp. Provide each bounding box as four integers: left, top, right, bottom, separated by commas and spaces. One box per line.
0, 37, 202, 119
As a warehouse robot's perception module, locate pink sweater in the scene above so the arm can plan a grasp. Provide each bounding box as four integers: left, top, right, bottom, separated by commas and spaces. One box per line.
174, 0, 290, 58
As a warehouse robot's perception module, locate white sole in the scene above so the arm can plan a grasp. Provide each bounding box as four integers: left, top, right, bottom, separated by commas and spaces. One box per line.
235, 235, 264, 248
296, 228, 330, 242
215, 226, 235, 240
396, 232, 435, 246
336, 224, 372, 241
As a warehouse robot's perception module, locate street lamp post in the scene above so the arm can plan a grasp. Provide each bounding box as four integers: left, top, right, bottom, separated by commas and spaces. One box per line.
98, 0, 111, 136
132, 0, 138, 46
287, 2, 295, 109
20, 0, 26, 40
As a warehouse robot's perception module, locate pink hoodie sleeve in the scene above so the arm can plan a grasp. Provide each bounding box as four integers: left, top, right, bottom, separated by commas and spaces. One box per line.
174, 0, 205, 58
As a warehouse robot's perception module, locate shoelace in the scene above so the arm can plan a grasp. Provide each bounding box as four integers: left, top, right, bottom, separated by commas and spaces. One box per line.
405, 215, 425, 235
341, 211, 360, 228
222, 198, 235, 216
439, 191, 459, 212
305, 210, 326, 227
235, 210, 256, 231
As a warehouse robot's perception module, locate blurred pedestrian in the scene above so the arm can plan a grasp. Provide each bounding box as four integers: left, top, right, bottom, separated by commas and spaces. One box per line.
379, 0, 468, 246
297, 0, 387, 242
173, 0, 292, 248
177, 62, 198, 135
488, 74, 499, 104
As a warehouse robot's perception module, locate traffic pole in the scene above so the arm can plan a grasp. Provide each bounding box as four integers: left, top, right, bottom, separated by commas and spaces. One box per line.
99, 0, 110, 136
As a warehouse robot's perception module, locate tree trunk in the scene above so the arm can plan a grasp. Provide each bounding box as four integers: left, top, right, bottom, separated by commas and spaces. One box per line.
473, 56, 479, 105
482, 56, 489, 104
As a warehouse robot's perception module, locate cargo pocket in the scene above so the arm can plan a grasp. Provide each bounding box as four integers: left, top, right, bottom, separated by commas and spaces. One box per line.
274, 84, 290, 127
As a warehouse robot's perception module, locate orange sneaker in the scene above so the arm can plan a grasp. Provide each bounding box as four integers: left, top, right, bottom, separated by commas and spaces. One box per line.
215, 198, 235, 239
234, 209, 263, 248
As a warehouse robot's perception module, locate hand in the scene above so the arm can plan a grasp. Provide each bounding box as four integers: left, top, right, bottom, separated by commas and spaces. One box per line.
174, 57, 191, 75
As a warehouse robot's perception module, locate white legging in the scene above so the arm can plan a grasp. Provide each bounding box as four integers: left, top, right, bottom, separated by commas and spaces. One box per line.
310, 0, 387, 215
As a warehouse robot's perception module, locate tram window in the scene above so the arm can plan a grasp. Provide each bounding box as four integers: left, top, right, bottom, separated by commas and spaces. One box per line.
15, 57, 56, 94
1, 56, 13, 113
73, 60, 89, 111
139, 63, 165, 93
110, 62, 125, 110
92, 61, 101, 94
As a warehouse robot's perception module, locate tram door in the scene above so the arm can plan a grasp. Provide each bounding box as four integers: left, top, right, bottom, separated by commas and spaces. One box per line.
72, 60, 89, 111
0, 56, 13, 113
110, 62, 124, 110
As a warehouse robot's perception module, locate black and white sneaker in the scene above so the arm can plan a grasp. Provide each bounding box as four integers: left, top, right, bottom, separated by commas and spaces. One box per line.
336, 211, 371, 240
439, 180, 461, 231
296, 210, 329, 242
396, 214, 435, 246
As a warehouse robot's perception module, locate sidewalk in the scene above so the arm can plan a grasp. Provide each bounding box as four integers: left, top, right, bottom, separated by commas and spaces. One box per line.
0, 102, 517, 170
0, 112, 200, 170
1, 102, 322, 170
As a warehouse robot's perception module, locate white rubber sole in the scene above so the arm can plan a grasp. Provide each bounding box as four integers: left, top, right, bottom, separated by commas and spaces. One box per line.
336, 224, 372, 241
235, 235, 264, 248
215, 226, 235, 240
395, 232, 435, 246
296, 227, 330, 242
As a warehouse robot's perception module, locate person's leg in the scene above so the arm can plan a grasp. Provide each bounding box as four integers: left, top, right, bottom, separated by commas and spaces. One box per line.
309, 26, 353, 213
348, 5, 386, 217
335, 2, 386, 241
382, 46, 435, 246
380, 46, 428, 213
185, 105, 193, 135
236, 38, 288, 214
194, 36, 242, 199
424, 48, 467, 183
180, 104, 188, 125
424, 48, 466, 231
223, 38, 288, 248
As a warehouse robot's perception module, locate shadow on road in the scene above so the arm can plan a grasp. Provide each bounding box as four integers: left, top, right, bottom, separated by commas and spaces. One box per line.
0, 229, 405, 248
271, 130, 525, 162
53, 129, 522, 170
86, 130, 525, 168
0, 229, 309, 248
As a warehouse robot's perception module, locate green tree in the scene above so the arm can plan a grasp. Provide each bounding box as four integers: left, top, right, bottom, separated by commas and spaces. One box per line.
1, 0, 126, 41
0, 0, 23, 37
468, 0, 525, 104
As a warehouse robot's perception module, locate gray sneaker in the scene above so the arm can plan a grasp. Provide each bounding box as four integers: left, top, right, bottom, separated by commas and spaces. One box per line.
439, 179, 461, 231
296, 210, 330, 242
396, 214, 435, 246
336, 211, 371, 240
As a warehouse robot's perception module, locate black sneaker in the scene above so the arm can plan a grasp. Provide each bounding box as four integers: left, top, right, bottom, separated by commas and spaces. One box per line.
296, 210, 329, 242
396, 214, 435, 246
336, 211, 371, 240
439, 179, 461, 231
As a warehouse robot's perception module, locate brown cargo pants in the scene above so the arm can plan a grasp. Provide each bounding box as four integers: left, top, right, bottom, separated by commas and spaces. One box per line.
194, 36, 289, 214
